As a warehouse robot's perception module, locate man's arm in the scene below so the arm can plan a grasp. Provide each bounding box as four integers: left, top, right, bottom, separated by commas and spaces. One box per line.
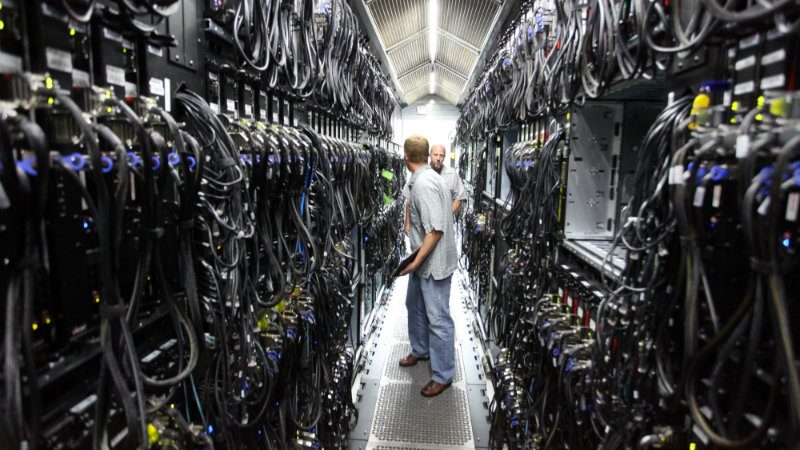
451, 172, 467, 216
451, 199, 462, 215
399, 230, 443, 276
405, 200, 411, 236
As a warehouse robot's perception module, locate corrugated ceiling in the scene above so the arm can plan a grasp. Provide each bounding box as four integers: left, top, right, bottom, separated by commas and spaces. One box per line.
365, 0, 500, 105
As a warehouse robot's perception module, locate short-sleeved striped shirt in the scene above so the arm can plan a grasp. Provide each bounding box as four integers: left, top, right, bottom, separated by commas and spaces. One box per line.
408, 165, 458, 280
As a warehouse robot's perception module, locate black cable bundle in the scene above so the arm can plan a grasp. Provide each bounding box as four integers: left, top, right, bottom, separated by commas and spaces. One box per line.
594, 96, 692, 448
0, 111, 50, 450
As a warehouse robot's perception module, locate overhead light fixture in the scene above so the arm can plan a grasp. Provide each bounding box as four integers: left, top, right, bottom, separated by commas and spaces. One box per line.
430, 71, 436, 95
428, 0, 438, 62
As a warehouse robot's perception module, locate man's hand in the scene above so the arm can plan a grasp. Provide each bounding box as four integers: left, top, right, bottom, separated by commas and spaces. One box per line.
399, 259, 420, 276
451, 199, 462, 215
398, 230, 442, 276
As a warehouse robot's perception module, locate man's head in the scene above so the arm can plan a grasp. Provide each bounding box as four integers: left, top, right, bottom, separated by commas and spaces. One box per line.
430, 144, 447, 173
404, 135, 429, 171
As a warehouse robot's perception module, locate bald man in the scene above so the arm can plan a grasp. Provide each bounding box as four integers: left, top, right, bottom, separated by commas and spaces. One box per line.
403, 144, 467, 236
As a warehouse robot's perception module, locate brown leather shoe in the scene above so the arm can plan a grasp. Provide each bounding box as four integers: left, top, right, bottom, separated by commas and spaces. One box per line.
421, 380, 452, 397
399, 354, 429, 367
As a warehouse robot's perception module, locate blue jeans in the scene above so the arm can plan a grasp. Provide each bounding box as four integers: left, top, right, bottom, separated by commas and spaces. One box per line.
406, 273, 455, 384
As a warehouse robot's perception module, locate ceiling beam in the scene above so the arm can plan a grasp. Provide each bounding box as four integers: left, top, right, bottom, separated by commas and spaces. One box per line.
385, 28, 428, 54
436, 62, 468, 81
457, 0, 522, 105
437, 28, 480, 54
397, 61, 432, 80
351, 0, 408, 105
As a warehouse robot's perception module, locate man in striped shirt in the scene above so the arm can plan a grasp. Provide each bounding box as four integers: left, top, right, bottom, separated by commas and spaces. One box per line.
398, 135, 458, 398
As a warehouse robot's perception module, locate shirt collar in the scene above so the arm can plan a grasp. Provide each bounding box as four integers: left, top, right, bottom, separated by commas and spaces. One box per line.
409, 164, 431, 186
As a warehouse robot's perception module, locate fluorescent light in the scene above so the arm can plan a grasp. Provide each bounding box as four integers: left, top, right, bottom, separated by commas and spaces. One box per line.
428, 0, 438, 62
429, 71, 436, 94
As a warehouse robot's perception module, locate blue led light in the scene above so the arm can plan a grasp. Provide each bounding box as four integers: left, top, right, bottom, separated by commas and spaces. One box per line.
207, 424, 214, 435
101, 156, 113, 174
783, 238, 791, 248
82, 219, 90, 230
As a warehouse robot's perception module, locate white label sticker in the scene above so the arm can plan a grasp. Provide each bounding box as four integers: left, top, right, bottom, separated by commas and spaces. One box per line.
712, 184, 722, 208
761, 74, 785, 90
567, 296, 573, 307
79, 171, 87, 210
787, 192, 799, 222
46, 47, 73, 73
762, 49, 786, 66
141, 349, 161, 364
758, 197, 771, 216
226, 99, 236, 112
272, 111, 278, 123
70, 394, 97, 415
103, 27, 123, 43
589, 319, 597, 331
734, 81, 755, 95
244, 104, 252, 116
106, 65, 126, 87
124, 81, 137, 97
723, 90, 732, 107
693, 186, 706, 207
577, 307, 584, 319
147, 45, 164, 57
736, 135, 750, 158
110, 429, 129, 448
164, 78, 172, 112
693, 425, 710, 445
130, 173, 136, 201
0, 51, 22, 72
210, 102, 220, 114
72, 69, 90, 87
735, 55, 756, 71
669, 166, 684, 185
149, 77, 165, 96
739, 34, 760, 49
159, 338, 177, 351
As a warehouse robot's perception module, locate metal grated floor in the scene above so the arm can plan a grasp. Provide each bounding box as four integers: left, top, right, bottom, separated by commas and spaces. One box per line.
372, 383, 472, 445
350, 270, 489, 450
383, 342, 464, 384
373, 446, 447, 450
394, 323, 409, 340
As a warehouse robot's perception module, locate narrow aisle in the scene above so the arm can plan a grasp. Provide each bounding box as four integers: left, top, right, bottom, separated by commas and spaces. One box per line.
349, 271, 491, 450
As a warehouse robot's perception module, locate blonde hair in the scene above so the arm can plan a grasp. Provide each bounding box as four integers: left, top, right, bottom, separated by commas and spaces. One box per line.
404, 135, 429, 163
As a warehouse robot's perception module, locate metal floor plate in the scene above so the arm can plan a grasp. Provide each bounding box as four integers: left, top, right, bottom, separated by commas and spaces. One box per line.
351, 270, 489, 450
383, 342, 464, 384
371, 383, 472, 446
394, 323, 409, 340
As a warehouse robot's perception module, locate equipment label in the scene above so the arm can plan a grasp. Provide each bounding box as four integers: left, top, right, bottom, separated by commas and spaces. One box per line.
0, 51, 22, 72
105, 65, 126, 87
149, 77, 165, 96
46, 47, 73, 73
72, 69, 90, 87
